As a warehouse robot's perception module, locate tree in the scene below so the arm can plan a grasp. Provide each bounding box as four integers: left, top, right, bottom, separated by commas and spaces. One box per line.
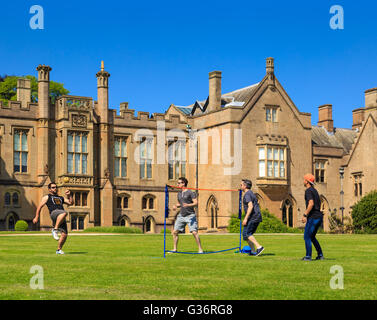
351, 190, 377, 234
0, 75, 69, 105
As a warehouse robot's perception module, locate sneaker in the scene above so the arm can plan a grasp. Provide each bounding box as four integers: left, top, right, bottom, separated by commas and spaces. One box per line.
52, 229, 60, 241
56, 250, 64, 255
255, 246, 265, 256
301, 256, 312, 261
315, 255, 325, 260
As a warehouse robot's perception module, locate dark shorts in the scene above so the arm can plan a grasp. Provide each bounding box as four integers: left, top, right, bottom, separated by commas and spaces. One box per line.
50, 209, 68, 234
243, 220, 260, 240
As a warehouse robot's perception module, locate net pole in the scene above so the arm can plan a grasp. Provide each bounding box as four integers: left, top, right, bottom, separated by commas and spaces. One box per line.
238, 189, 242, 251
163, 185, 169, 259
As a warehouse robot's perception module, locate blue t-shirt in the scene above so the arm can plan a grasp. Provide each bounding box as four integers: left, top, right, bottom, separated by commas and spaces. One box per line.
243, 190, 262, 223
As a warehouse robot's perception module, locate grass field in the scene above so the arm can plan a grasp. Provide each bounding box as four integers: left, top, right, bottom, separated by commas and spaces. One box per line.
0, 233, 377, 300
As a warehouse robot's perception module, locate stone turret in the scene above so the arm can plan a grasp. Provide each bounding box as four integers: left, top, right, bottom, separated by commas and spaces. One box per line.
96, 60, 110, 123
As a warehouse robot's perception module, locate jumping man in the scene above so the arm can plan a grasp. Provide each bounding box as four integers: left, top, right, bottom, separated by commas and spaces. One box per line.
33, 182, 73, 254
171, 177, 203, 253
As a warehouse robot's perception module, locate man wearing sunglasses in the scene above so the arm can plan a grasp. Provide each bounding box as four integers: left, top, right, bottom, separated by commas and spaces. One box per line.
33, 182, 73, 254
171, 177, 203, 253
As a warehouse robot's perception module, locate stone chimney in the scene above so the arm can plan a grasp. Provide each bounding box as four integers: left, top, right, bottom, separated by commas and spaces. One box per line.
318, 104, 334, 132
16, 78, 31, 108
207, 71, 222, 112
365, 88, 377, 108
352, 108, 365, 130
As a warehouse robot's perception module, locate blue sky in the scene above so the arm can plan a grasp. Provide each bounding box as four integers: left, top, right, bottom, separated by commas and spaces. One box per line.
1, 0, 376, 128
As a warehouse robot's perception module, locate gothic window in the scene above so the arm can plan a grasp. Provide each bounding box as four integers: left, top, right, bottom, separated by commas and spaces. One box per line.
314, 160, 326, 183
71, 214, 85, 230
258, 146, 286, 178
13, 129, 28, 173
68, 131, 88, 174
140, 138, 153, 179
71, 191, 88, 207
266, 107, 278, 122
119, 215, 130, 227
5, 192, 11, 206
114, 137, 128, 178
117, 194, 130, 209
168, 140, 186, 180
353, 173, 363, 198
282, 199, 293, 228
142, 195, 155, 210
145, 216, 155, 233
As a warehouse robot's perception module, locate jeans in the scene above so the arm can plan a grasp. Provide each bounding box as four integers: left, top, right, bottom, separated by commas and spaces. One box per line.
304, 217, 323, 258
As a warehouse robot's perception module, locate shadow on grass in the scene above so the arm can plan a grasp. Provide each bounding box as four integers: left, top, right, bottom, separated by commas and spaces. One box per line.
65, 252, 88, 255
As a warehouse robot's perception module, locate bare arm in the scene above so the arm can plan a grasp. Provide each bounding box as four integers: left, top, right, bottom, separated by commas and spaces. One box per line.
302, 199, 314, 223
33, 195, 48, 224
63, 190, 73, 206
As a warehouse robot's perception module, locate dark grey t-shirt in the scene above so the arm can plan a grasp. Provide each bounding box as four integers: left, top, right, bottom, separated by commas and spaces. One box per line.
178, 189, 197, 217
243, 190, 262, 223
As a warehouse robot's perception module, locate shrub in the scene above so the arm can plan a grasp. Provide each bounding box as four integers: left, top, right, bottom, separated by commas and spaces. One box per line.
328, 209, 354, 234
228, 208, 302, 234
14, 220, 28, 232
351, 190, 377, 234
83, 226, 142, 234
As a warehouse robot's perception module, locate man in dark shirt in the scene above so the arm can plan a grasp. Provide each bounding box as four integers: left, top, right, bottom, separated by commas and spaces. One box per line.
241, 179, 264, 256
33, 182, 73, 254
171, 177, 203, 253
302, 174, 324, 261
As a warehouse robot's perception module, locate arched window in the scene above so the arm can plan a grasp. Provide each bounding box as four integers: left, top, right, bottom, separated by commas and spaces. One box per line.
282, 199, 293, 228
119, 215, 130, 227
207, 195, 218, 229
117, 194, 130, 209
5, 193, 11, 206
12, 193, 19, 206
6, 213, 18, 231
145, 216, 155, 233
142, 195, 155, 210
4, 191, 21, 207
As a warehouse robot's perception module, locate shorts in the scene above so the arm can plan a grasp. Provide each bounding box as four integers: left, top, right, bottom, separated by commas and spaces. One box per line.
50, 209, 68, 234
242, 220, 260, 240
174, 214, 198, 233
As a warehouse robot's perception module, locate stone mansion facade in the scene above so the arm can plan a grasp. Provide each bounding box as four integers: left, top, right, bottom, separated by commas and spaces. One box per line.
1, 58, 376, 232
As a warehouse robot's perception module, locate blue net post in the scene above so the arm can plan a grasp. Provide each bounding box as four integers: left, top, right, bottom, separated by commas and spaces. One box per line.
163, 185, 169, 258
238, 189, 242, 251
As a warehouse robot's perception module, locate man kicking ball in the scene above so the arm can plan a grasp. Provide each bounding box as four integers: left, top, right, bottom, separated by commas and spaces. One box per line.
171, 177, 203, 253
33, 182, 73, 254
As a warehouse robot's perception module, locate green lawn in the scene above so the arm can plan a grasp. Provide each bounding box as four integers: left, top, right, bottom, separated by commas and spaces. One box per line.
0, 233, 376, 300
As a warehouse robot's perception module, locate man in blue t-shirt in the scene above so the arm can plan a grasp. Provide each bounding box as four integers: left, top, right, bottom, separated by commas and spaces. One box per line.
241, 179, 264, 256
